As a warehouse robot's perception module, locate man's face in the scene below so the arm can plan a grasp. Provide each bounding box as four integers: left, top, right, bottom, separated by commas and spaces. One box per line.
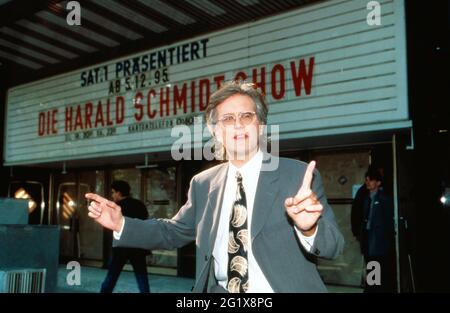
214, 94, 261, 162
111, 189, 121, 203
365, 177, 381, 192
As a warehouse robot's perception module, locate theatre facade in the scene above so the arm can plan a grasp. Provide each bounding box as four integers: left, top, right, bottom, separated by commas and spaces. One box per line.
2, 0, 418, 289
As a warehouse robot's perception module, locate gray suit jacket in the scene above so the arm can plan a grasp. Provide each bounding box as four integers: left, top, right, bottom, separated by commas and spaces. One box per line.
114, 154, 345, 292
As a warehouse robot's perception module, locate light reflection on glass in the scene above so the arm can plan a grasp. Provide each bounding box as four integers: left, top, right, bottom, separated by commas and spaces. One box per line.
14, 187, 37, 213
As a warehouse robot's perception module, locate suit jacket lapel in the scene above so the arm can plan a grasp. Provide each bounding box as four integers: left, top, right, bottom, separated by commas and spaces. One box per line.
251, 154, 280, 240
206, 163, 228, 254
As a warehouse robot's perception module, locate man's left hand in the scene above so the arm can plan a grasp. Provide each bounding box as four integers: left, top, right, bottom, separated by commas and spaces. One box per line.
284, 161, 323, 236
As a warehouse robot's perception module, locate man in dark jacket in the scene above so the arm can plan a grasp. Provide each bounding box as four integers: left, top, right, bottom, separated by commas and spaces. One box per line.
360, 168, 395, 292
100, 180, 150, 293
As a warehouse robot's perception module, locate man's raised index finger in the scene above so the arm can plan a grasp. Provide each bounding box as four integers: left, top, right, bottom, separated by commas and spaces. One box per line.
299, 161, 316, 193
85, 193, 106, 203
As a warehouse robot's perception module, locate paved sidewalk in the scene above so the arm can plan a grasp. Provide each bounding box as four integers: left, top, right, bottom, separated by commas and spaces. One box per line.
57, 265, 194, 293
57, 265, 362, 293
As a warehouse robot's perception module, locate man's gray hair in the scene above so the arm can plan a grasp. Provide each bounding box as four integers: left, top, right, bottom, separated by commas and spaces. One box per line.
205, 81, 268, 126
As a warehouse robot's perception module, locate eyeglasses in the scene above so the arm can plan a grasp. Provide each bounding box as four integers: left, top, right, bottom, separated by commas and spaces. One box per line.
217, 111, 257, 127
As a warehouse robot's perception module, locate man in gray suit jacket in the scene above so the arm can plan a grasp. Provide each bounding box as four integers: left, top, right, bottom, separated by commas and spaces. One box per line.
87, 81, 344, 293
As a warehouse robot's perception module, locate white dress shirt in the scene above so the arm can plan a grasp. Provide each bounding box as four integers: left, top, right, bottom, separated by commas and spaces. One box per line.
212, 150, 317, 293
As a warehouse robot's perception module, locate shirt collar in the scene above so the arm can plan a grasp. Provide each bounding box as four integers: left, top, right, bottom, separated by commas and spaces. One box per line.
227, 150, 263, 179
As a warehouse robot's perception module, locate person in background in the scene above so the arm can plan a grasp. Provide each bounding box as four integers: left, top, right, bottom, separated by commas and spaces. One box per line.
100, 180, 150, 293
360, 167, 395, 292
351, 165, 385, 248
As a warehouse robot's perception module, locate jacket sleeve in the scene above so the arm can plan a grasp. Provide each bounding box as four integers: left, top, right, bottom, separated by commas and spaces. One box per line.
113, 177, 197, 250
309, 170, 345, 260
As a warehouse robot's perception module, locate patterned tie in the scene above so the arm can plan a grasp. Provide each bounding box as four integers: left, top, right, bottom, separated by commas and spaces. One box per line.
227, 171, 249, 293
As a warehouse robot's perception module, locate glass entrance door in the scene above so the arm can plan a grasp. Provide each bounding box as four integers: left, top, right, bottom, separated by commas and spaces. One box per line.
56, 176, 79, 259
143, 166, 178, 271
78, 171, 104, 262
54, 171, 104, 261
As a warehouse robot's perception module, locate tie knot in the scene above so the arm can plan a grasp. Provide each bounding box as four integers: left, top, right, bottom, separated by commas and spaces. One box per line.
235, 172, 243, 184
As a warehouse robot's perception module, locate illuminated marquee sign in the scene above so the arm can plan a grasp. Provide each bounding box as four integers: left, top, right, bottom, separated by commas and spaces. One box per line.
36, 56, 314, 142
5, 0, 409, 165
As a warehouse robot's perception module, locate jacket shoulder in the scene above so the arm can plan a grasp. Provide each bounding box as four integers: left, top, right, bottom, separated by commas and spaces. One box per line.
192, 162, 228, 184
277, 156, 309, 173
275, 157, 323, 188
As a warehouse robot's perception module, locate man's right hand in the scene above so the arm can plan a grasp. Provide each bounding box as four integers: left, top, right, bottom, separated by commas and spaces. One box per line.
86, 193, 124, 233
